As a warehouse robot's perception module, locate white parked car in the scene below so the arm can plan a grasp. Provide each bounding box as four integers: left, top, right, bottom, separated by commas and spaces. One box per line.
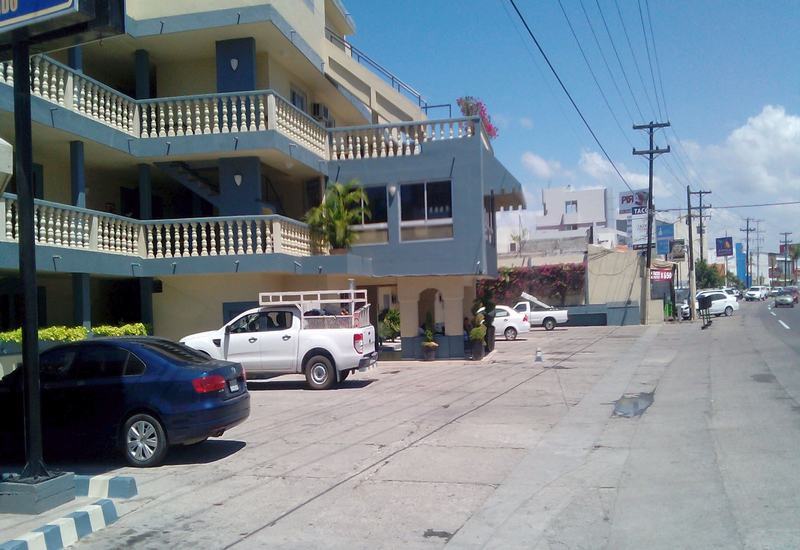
744, 286, 768, 301
513, 292, 569, 331
181, 290, 377, 390
479, 305, 530, 341
697, 290, 740, 317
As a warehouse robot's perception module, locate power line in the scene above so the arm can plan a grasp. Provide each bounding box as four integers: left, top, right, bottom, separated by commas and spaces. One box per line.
575, 0, 636, 124
507, 0, 634, 192
657, 200, 800, 212
613, 0, 660, 120
595, 0, 645, 122
556, 0, 634, 148
637, 0, 663, 119
644, 0, 669, 120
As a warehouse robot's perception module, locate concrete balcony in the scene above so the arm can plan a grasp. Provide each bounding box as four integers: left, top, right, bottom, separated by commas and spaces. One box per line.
0, 194, 378, 278
0, 55, 329, 163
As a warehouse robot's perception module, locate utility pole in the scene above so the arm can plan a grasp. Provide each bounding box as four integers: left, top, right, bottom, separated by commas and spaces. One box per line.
690, 189, 711, 262
754, 220, 764, 285
740, 218, 755, 287
686, 186, 696, 319
633, 121, 670, 325
781, 232, 793, 286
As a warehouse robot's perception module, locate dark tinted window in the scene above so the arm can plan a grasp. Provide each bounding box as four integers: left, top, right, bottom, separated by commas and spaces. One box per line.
400, 183, 425, 221
74, 345, 128, 379
230, 312, 261, 334
427, 181, 452, 219
125, 353, 147, 376
40, 347, 79, 381
140, 340, 211, 365
364, 186, 387, 224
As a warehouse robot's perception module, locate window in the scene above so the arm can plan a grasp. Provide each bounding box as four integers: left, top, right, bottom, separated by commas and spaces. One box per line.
40, 346, 78, 381
142, 340, 211, 365
494, 309, 509, 318
230, 311, 292, 333
566, 224, 578, 230
74, 345, 128, 379
353, 186, 388, 246
514, 303, 525, 312
363, 186, 388, 224
399, 181, 454, 241
290, 87, 307, 112
125, 354, 147, 376
565, 200, 578, 214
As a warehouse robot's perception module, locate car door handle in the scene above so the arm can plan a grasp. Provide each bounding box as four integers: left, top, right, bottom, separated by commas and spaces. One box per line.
282, 335, 291, 341
248, 337, 258, 343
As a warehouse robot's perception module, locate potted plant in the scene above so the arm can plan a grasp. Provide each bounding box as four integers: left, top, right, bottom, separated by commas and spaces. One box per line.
305, 180, 370, 254
421, 329, 438, 361
469, 324, 487, 361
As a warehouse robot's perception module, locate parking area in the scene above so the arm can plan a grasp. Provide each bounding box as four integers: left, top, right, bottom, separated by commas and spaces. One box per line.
1, 324, 626, 549
7, 306, 799, 549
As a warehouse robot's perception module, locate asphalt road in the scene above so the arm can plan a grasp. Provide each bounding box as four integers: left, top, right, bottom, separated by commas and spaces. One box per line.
758, 297, 799, 355
4, 304, 799, 549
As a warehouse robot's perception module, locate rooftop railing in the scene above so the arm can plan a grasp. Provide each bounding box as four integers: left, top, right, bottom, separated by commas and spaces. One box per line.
325, 27, 427, 109
0, 194, 320, 259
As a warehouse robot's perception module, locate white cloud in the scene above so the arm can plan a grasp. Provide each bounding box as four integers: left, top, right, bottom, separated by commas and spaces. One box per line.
519, 117, 534, 129
680, 105, 800, 257
521, 151, 563, 180
578, 150, 673, 199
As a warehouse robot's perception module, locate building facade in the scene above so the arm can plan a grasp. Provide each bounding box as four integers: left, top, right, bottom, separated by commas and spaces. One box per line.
0, 0, 524, 359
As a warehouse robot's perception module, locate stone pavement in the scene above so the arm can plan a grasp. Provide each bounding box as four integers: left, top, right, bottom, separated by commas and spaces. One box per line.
29, 302, 800, 549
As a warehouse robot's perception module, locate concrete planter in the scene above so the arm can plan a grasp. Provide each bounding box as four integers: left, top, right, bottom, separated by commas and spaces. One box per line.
421, 344, 438, 361
470, 340, 485, 360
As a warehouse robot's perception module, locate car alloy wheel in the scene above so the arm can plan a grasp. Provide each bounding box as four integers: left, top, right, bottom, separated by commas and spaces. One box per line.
725, 306, 733, 317
123, 413, 167, 467
504, 327, 517, 341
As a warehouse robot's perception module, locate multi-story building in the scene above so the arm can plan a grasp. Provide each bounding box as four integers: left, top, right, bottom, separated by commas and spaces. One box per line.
0, 0, 524, 359
497, 186, 624, 267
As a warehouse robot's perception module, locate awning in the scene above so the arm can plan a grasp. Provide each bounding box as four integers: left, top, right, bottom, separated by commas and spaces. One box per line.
484, 155, 526, 211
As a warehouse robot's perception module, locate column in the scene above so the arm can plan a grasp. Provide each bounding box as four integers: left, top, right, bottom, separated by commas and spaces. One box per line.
138, 164, 152, 219
134, 49, 150, 100
67, 47, 83, 72
72, 274, 91, 330
397, 280, 420, 360
218, 157, 262, 215
70, 141, 85, 208
140, 278, 153, 333
442, 280, 465, 359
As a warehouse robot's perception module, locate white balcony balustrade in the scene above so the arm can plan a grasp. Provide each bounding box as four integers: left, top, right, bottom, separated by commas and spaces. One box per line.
329, 118, 476, 160
1, 195, 319, 260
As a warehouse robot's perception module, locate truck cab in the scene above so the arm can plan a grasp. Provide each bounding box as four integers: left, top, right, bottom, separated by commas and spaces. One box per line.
513, 292, 569, 331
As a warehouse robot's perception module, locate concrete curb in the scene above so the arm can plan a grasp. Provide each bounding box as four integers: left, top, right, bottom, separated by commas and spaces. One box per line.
73, 475, 137, 499
0, 499, 118, 550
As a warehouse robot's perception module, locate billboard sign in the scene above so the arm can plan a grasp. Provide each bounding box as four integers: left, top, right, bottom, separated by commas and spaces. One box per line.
0, 0, 79, 33
656, 223, 674, 255
716, 236, 733, 257
619, 189, 649, 214
631, 213, 652, 250
669, 239, 686, 260
650, 268, 674, 282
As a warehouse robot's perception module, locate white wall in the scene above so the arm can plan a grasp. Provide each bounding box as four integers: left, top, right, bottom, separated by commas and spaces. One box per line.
536, 187, 607, 231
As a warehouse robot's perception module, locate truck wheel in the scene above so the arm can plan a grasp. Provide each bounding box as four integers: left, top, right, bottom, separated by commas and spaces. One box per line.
305, 355, 336, 390
543, 318, 556, 331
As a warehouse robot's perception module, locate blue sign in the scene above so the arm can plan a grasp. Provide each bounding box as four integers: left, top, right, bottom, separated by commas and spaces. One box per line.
656, 223, 674, 255
0, 1, 78, 34
716, 236, 734, 257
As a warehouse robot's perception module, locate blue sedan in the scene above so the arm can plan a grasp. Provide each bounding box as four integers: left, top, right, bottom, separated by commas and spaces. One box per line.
0, 338, 249, 467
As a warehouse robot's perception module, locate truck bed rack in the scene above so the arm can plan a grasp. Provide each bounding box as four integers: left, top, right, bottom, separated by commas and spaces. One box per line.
258, 289, 371, 329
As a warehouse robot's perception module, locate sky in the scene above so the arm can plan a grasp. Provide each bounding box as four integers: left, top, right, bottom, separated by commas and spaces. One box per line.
343, 0, 800, 260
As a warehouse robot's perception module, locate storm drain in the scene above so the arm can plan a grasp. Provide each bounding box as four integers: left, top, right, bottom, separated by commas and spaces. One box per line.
612, 391, 655, 417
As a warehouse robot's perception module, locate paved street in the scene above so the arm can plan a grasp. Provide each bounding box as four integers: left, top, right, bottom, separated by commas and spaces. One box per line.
32, 300, 800, 549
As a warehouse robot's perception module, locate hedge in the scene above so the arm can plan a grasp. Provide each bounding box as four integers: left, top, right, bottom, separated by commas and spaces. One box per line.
0, 323, 148, 344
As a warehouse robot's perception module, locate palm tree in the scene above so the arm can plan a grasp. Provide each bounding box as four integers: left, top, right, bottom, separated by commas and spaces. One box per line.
791, 244, 800, 284
305, 180, 370, 251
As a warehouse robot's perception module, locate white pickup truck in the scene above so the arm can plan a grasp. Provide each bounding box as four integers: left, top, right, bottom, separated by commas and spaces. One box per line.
513, 292, 569, 331
181, 289, 377, 390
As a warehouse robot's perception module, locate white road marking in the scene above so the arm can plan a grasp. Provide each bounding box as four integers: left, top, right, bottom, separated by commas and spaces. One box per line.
771, 311, 776, 316
779, 320, 790, 330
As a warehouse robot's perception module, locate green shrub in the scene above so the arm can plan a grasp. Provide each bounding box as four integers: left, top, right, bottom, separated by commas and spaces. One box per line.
0, 323, 147, 344
469, 325, 487, 342
378, 308, 400, 340
92, 323, 148, 337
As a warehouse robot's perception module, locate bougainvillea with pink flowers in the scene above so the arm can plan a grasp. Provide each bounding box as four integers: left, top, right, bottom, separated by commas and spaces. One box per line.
477, 264, 585, 306
456, 96, 498, 139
